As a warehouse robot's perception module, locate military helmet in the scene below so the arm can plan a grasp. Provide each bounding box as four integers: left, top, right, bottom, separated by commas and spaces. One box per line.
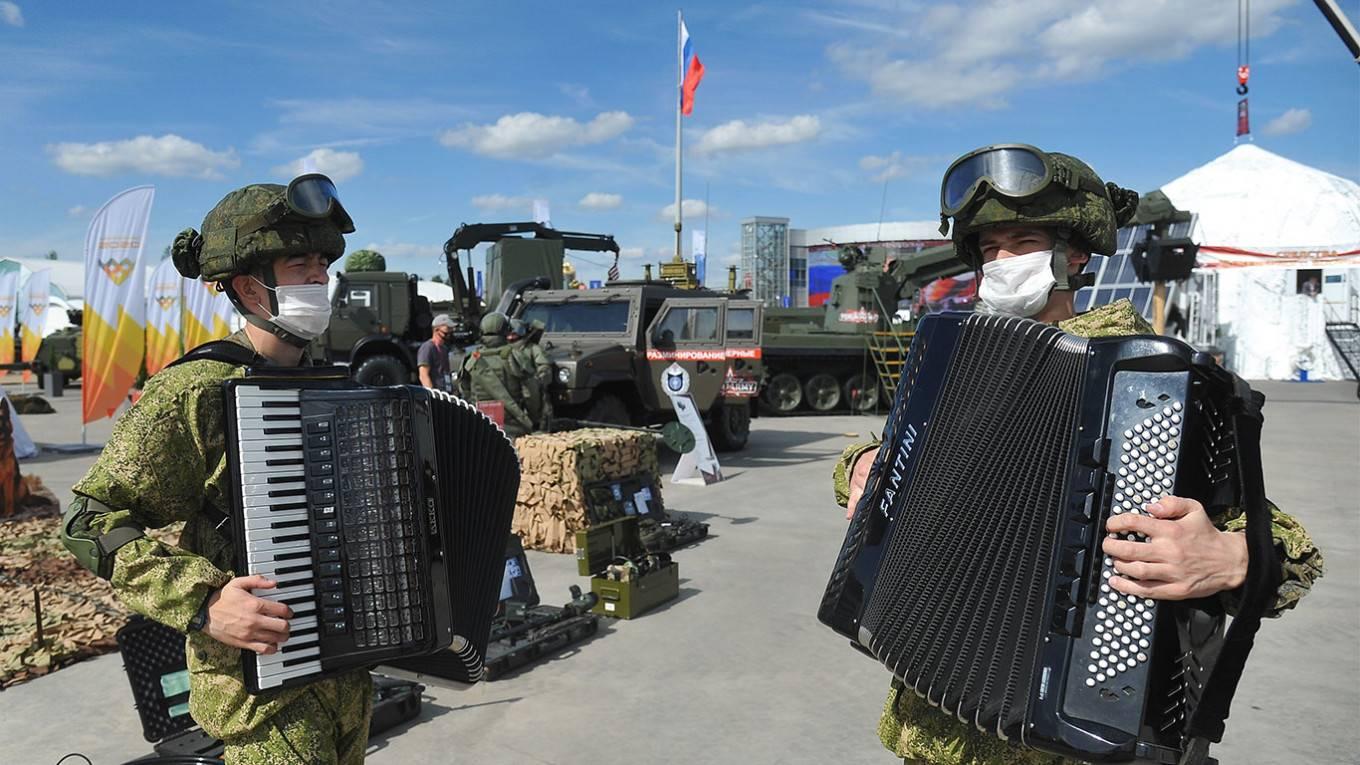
171, 178, 352, 283
481, 312, 508, 335
941, 145, 1141, 269
508, 318, 528, 337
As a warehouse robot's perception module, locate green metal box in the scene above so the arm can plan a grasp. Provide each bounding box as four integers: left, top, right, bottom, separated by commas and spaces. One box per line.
574, 517, 679, 619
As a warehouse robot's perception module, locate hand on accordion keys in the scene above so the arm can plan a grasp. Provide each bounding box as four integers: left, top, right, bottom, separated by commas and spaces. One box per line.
203, 575, 294, 655
1103, 496, 1250, 601
845, 447, 880, 521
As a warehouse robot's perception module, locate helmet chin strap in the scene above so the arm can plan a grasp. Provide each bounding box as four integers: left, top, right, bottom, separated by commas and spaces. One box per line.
1050, 233, 1096, 292
224, 268, 315, 349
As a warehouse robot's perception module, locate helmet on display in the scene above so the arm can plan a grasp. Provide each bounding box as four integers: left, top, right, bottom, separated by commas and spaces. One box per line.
170, 174, 354, 346
940, 145, 1140, 286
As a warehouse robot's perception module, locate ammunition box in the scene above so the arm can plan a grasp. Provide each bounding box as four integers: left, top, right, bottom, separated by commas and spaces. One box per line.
574, 516, 679, 619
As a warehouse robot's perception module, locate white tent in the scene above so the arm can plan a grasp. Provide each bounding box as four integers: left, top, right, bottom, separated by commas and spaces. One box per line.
1161, 144, 1360, 380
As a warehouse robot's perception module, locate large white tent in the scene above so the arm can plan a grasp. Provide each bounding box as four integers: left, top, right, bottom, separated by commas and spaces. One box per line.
1161, 144, 1360, 380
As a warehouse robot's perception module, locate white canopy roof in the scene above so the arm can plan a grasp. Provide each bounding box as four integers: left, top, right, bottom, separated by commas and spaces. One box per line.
1161, 144, 1360, 255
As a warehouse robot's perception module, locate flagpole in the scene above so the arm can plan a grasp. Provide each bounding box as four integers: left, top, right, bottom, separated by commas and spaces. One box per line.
674, 9, 684, 262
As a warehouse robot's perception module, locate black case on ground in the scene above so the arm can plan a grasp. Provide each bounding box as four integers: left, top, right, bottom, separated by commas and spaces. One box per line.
116, 616, 424, 761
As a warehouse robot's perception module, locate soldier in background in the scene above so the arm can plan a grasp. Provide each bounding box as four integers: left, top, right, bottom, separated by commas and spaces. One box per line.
508, 318, 553, 431
457, 313, 535, 437
60, 178, 372, 763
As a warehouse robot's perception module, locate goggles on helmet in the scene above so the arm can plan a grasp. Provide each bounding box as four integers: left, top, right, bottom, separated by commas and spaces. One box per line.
236, 173, 356, 239
940, 144, 1054, 217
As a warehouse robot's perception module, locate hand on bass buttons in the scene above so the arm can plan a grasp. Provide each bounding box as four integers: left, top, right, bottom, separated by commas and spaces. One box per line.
1103, 496, 1249, 601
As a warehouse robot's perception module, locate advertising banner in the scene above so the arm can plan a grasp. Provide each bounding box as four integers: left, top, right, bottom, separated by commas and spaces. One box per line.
144, 258, 182, 376
82, 186, 154, 423
0, 270, 19, 369
18, 270, 49, 382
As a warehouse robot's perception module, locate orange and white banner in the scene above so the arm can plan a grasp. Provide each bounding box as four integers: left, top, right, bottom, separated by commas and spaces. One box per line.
0, 270, 19, 369
83, 186, 154, 423
19, 270, 49, 382
1196, 245, 1360, 269
144, 258, 182, 376
181, 277, 233, 350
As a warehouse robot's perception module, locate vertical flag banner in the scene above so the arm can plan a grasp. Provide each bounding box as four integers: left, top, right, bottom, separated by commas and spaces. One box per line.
680, 20, 705, 116
692, 229, 707, 285
83, 185, 154, 423
0, 270, 19, 369
144, 258, 183, 376
18, 270, 49, 382
181, 278, 232, 350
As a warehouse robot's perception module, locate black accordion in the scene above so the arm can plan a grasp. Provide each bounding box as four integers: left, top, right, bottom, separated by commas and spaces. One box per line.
819, 313, 1278, 763
224, 370, 520, 693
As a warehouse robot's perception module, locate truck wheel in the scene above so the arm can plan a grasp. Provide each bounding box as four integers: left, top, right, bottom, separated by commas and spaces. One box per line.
586, 393, 631, 426
708, 402, 750, 451
804, 373, 841, 411
762, 372, 802, 414
353, 355, 408, 387
843, 374, 879, 413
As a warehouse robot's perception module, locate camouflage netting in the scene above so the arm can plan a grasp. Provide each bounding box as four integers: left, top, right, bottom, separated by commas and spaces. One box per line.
0, 515, 180, 688
512, 429, 660, 553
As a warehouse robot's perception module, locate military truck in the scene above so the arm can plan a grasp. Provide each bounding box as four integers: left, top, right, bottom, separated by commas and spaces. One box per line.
758, 244, 966, 414
306, 271, 435, 386
516, 283, 763, 451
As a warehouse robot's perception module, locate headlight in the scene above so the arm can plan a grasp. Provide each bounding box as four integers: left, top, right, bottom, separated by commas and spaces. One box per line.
557, 367, 571, 384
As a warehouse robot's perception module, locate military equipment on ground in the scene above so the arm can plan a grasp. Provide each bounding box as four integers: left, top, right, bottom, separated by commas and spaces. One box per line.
518, 282, 763, 451
482, 535, 601, 680
758, 243, 966, 414
575, 516, 680, 620
306, 270, 435, 386
548, 417, 696, 454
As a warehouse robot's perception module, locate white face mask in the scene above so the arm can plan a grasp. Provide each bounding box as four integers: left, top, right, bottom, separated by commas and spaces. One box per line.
977, 250, 1056, 318
253, 278, 332, 340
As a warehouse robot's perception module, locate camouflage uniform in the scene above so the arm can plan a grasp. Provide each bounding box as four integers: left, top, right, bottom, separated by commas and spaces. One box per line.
72, 330, 372, 763
458, 331, 535, 437
509, 326, 553, 431
833, 299, 1326, 765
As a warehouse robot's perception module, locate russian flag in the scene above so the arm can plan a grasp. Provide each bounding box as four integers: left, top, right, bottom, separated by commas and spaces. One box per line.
681, 20, 705, 116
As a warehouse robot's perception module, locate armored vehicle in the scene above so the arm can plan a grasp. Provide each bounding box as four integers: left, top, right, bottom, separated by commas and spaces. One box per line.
759, 244, 966, 414
517, 283, 762, 451
307, 271, 435, 386
31, 325, 82, 389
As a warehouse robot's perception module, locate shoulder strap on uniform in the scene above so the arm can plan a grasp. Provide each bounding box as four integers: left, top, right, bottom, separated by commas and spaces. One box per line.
166, 340, 264, 370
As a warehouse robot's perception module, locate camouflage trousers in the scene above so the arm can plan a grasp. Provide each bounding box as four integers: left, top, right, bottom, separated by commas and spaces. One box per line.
222, 676, 374, 764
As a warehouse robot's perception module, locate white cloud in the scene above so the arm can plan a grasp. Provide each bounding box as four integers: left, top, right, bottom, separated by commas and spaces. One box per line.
620, 246, 646, 259
659, 199, 712, 220
439, 111, 634, 159
0, 2, 23, 27
858, 150, 938, 182
1262, 108, 1313, 137
47, 134, 239, 178
272, 148, 364, 183
66, 205, 87, 218
471, 194, 534, 213
828, 0, 1294, 109
693, 116, 822, 155
578, 192, 623, 210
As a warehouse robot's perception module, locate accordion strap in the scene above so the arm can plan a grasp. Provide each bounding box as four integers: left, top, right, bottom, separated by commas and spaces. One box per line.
1183, 380, 1279, 752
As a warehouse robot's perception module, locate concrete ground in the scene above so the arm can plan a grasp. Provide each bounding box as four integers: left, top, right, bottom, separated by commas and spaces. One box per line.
1, 380, 1356, 765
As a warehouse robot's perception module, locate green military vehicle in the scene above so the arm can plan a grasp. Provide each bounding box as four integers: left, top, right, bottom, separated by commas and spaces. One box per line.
516, 283, 763, 451
306, 270, 436, 386
758, 243, 966, 414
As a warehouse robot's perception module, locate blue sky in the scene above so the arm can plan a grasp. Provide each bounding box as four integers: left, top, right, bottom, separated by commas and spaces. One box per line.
2, 0, 1356, 287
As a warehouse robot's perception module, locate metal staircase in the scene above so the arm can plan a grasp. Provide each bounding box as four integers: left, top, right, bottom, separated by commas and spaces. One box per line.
1324, 322, 1360, 399
866, 290, 913, 402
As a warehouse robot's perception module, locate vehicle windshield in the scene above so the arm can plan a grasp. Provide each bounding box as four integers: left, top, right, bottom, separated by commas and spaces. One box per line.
520, 300, 631, 334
